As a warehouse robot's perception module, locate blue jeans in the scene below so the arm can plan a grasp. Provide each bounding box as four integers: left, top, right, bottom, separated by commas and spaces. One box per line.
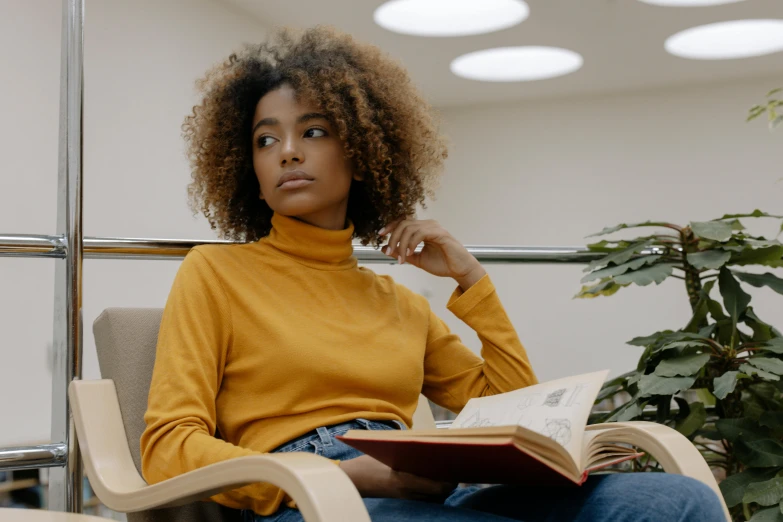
242, 419, 724, 522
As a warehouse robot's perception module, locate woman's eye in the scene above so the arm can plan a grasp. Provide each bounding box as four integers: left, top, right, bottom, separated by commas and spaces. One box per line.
256, 136, 274, 148
306, 127, 327, 138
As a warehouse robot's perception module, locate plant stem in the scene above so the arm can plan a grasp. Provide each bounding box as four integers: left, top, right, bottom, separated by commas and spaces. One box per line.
680, 227, 704, 314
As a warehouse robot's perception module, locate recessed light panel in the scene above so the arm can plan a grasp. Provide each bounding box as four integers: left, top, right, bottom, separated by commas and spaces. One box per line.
451, 46, 583, 82
665, 19, 783, 59
639, 0, 746, 6
374, 0, 529, 37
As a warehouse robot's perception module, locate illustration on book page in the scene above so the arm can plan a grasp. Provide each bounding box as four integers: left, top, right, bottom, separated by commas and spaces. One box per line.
450, 370, 610, 459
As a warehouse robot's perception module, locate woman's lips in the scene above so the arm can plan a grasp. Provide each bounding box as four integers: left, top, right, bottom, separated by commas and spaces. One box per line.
278, 178, 315, 190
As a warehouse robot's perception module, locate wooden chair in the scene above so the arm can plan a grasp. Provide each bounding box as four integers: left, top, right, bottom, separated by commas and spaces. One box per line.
68, 308, 730, 522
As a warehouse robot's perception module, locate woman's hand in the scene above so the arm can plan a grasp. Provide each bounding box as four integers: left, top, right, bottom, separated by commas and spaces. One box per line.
338, 455, 456, 501
379, 218, 487, 290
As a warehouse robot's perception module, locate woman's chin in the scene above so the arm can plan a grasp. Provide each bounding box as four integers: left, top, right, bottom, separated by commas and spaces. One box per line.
269, 199, 327, 218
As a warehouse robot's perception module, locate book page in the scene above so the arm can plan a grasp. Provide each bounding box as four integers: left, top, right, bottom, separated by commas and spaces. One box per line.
450, 370, 609, 465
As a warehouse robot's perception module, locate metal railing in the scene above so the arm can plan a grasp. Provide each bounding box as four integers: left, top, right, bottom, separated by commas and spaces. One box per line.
1, 233, 666, 263
0, 0, 668, 513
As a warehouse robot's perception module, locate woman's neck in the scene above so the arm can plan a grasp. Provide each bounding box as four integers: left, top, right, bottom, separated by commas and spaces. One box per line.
264, 212, 356, 270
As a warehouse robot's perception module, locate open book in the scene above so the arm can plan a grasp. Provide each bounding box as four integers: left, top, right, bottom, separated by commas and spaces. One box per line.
337, 370, 643, 486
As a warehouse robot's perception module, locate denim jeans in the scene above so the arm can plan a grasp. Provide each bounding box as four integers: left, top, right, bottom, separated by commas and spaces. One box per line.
242, 419, 724, 522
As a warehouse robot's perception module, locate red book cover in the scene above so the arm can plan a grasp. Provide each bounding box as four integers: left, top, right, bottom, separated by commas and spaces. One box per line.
336, 435, 640, 486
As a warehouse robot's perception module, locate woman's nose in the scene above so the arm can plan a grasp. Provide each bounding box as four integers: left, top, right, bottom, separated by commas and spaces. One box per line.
280, 136, 303, 166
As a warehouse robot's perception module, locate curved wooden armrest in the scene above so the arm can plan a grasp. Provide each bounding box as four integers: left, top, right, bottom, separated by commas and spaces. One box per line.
588, 421, 731, 522
69, 379, 370, 522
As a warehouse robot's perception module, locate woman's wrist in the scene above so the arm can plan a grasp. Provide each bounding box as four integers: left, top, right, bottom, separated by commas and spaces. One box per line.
454, 264, 486, 291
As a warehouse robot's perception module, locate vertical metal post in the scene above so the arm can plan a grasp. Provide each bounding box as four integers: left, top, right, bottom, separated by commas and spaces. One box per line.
49, 0, 85, 512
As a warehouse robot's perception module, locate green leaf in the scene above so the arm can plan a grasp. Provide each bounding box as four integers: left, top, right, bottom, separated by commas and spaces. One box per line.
683, 298, 708, 333
717, 418, 771, 442
768, 88, 783, 97
735, 439, 783, 467
583, 240, 654, 273
699, 323, 717, 338
691, 220, 733, 241
727, 218, 746, 231
760, 412, 783, 433
613, 264, 673, 286
740, 363, 781, 382
586, 222, 676, 238
656, 340, 712, 353
749, 358, 783, 376
638, 374, 696, 397
731, 246, 783, 268
604, 397, 645, 422
746, 394, 769, 421
654, 353, 710, 377
719, 267, 752, 321
748, 506, 783, 522
720, 468, 779, 508
615, 402, 643, 422
586, 239, 633, 252
734, 271, 783, 296
580, 256, 659, 283
744, 477, 783, 506
674, 401, 706, 437
747, 239, 783, 248
629, 331, 711, 350
750, 105, 768, 121
745, 307, 776, 342
718, 210, 783, 220
763, 339, 783, 354
686, 250, 731, 270
574, 279, 629, 299
627, 331, 670, 347
714, 371, 741, 400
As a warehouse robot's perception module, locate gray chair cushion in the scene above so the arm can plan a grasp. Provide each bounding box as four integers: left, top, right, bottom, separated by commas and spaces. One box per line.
93, 307, 240, 522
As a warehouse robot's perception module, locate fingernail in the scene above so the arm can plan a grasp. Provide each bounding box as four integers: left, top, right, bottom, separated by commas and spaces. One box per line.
406, 248, 410, 257
398, 255, 402, 264
378, 227, 386, 235
384, 246, 390, 255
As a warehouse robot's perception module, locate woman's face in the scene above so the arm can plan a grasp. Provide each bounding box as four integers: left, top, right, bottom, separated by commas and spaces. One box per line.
251, 84, 360, 230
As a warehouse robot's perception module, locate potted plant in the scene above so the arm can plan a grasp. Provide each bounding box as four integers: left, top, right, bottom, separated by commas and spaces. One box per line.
577, 212, 783, 521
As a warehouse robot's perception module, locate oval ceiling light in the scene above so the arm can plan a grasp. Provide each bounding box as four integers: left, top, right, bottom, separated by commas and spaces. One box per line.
374, 0, 529, 37
638, 0, 746, 6
451, 46, 583, 82
665, 19, 783, 59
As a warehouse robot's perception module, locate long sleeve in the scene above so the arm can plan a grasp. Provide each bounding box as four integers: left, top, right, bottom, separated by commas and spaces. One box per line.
139, 249, 288, 515
422, 274, 538, 413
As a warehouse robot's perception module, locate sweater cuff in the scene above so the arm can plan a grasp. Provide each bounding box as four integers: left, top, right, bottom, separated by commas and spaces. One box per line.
447, 274, 495, 318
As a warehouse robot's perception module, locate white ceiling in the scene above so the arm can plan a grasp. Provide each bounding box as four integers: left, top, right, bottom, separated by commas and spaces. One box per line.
216, 0, 783, 108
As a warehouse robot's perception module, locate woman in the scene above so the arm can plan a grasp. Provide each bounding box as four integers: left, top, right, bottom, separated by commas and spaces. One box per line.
140, 26, 723, 522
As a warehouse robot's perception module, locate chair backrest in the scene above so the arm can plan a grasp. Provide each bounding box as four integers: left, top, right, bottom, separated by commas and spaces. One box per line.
91, 307, 437, 521
93, 308, 234, 522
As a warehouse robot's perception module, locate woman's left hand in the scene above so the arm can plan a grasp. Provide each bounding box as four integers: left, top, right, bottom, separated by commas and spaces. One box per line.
379, 218, 487, 290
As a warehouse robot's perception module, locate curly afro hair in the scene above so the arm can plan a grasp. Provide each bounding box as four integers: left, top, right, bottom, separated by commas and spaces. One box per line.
184, 25, 449, 246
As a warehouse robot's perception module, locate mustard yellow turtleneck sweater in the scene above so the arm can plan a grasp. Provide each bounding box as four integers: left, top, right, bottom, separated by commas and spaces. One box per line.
140, 213, 537, 515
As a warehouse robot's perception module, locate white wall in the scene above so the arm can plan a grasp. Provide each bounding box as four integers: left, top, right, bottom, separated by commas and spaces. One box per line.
429, 77, 783, 383
0, 0, 266, 446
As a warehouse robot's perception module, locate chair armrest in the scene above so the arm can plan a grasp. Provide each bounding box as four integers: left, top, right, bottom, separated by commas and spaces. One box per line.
587, 421, 731, 522
113, 452, 370, 522
69, 379, 370, 522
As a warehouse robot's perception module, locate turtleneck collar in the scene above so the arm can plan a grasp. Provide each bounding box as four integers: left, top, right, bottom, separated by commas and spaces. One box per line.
263, 212, 357, 270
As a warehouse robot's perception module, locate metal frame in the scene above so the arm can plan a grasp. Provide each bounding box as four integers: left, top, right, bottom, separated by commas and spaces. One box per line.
0, 0, 667, 513
0, 234, 666, 263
